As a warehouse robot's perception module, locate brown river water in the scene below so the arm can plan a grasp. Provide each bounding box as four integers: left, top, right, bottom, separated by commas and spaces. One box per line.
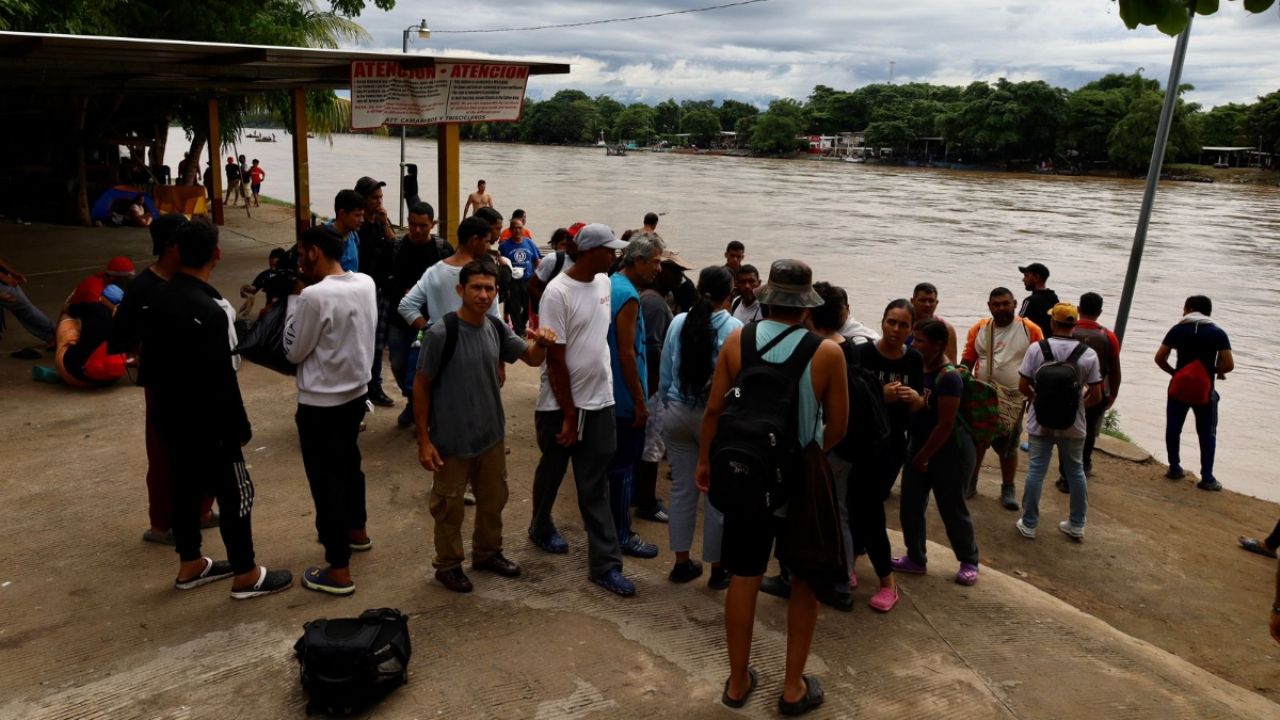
190, 129, 1280, 502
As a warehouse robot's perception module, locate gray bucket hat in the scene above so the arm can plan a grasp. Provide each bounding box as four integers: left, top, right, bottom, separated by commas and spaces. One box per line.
757, 259, 824, 308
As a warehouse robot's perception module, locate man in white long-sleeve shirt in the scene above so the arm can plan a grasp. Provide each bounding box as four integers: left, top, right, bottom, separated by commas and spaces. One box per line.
284, 226, 378, 597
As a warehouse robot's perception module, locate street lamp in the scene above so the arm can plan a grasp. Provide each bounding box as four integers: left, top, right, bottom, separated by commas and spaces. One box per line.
399, 19, 430, 227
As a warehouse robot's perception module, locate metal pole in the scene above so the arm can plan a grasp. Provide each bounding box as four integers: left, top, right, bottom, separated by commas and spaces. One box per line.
399, 29, 409, 228
1113, 9, 1193, 344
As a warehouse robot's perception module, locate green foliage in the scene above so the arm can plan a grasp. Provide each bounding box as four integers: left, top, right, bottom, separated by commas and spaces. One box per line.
750, 111, 804, 156
1196, 102, 1251, 147
1065, 89, 1132, 160
1101, 408, 1131, 442
682, 109, 722, 146
613, 105, 655, 143
1106, 90, 1201, 170
1246, 89, 1280, 155
717, 99, 758, 132
654, 99, 682, 134
1116, 0, 1274, 35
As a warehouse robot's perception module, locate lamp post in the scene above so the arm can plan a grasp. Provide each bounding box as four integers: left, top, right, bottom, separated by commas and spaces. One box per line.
399, 18, 431, 228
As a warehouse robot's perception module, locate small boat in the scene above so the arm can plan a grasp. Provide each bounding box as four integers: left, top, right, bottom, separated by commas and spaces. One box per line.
843, 156, 865, 163
255, 135, 276, 143
606, 145, 627, 156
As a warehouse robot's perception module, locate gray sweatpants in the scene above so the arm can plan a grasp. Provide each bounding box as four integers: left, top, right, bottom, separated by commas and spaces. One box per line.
530, 408, 623, 578
663, 401, 724, 563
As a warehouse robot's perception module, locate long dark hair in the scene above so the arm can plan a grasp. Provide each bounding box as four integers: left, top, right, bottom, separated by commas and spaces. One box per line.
679, 265, 734, 399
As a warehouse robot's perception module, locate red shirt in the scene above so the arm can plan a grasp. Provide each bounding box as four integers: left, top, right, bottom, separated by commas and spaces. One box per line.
249, 166, 265, 184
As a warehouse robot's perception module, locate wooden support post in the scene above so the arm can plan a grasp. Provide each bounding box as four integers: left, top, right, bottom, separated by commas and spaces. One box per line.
436, 122, 460, 247
290, 87, 311, 239
207, 97, 223, 225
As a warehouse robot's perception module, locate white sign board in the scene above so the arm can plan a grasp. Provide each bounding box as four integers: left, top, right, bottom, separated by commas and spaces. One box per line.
350, 61, 530, 129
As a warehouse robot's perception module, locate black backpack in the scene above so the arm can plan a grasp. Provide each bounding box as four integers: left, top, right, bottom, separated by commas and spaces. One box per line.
1031, 339, 1088, 430
708, 324, 822, 516
294, 608, 411, 716
833, 341, 892, 462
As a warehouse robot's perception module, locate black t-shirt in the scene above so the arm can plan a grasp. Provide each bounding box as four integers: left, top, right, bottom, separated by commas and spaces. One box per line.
225, 161, 239, 182
357, 220, 396, 284
108, 266, 167, 387
1162, 320, 1231, 385
857, 341, 924, 436
1019, 288, 1059, 337
389, 234, 454, 329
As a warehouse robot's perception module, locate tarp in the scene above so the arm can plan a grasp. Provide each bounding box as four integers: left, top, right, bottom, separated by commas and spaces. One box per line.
153, 185, 208, 217
90, 186, 158, 223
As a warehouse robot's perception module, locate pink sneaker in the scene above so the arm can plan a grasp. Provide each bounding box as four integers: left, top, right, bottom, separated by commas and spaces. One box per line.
869, 586, 899, 613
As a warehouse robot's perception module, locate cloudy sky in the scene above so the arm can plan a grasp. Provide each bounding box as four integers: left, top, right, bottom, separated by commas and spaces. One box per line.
353, 1, 1280, 109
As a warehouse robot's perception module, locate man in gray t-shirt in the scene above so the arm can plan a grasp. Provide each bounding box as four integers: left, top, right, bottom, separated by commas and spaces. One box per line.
413, 258, 555, 593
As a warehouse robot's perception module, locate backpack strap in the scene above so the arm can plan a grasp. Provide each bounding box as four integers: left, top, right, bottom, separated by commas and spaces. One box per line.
756, 323, 805, 358
552, 250, 566, 278
1038, 338, 1055, 364
1065, 341, 1088, 365
432, 312, 461, 390
731, 296, 742, 314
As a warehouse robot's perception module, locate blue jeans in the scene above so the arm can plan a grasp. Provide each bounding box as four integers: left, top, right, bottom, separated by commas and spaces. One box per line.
1022, 435, 1087, 530
607, 418, 646, 544
0, 280, 55, 344
386, 322, 415, 396
369, 290, 387, 389
1166, 391, 1218, 481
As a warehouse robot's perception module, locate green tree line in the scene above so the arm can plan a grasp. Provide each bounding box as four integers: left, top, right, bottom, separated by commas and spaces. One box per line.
436, 75, 1280, 171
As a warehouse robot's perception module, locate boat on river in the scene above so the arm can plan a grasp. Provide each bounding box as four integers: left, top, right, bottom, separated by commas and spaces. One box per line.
606, 145, 627, 156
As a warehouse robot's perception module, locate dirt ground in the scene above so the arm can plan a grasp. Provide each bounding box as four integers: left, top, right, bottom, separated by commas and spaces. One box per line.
0, 205, 1277, 719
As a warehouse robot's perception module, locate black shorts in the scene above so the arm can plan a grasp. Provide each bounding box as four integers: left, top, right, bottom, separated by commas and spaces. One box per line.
720, 509, 786, 578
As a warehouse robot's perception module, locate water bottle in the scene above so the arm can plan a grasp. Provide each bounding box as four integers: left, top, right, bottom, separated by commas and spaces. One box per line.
406, 329, 424, 389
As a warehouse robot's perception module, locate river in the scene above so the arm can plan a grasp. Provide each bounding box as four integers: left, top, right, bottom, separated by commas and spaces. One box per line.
185, 129, 1280, 503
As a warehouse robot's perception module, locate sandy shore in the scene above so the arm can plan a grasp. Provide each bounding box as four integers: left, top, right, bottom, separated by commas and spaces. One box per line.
0, 205, 1277, 718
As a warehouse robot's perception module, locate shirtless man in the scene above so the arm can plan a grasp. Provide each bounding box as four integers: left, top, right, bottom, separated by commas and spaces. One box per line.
464, 179, 493, 217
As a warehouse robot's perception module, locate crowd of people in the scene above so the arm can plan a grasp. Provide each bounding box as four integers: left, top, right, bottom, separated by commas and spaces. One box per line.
5, 171, 1272, 714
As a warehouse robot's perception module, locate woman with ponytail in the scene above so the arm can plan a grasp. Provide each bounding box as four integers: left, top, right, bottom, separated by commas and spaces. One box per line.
660, 266, 742, 589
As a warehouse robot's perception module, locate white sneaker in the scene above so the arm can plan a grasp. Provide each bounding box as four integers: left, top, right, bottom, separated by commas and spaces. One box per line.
1015, 518, 1036, 539
1057, 521, 1085, 541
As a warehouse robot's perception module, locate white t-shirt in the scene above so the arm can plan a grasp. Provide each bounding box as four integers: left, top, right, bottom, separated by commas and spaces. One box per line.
1019, 337, 1102, 438
972, 318, 1040, 389
536, 273, 614, 412
731, 296, 762, 324
535, 251, 574, 283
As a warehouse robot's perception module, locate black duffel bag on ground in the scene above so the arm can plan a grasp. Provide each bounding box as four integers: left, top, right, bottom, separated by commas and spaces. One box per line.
294, 608, 411, 715
236, 300, 296, 375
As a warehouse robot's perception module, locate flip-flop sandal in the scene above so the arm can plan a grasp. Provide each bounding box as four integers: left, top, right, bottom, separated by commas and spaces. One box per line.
778, 675, 824, 716
174, 557, 234, 590
721, 666, 758, 709
1239, 537, 1278, 559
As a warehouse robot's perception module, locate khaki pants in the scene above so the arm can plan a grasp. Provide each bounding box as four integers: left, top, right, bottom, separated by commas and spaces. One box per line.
430, 442, 507, 570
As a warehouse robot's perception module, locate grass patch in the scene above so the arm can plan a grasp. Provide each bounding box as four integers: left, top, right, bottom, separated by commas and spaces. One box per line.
257, 194, 294, 209
1101, 408, 1131, 443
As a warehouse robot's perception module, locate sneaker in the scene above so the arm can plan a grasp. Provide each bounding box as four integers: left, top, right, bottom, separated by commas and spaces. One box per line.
760, 574, 791, 599
302, 566, 355, 596
1000, 484, 1020, 510
591, 568, 636, 597
891, 556, 927, 575
463, 492, 476, 506
1196, 478, 1223, 492
435, 567, 474, 593
1019, 441, 1030, 453
231, 566, 294, 600
1166, 466, 1186, 480
349, 535, 373, 552
1057, 520, 1085, 541
174, 557, 235, 590
1015, 518, 1036, 539
635, 500, 670, 523
707, 566, 731, 590
818, 588, 854, 612
10, 347, 41, 360
869, 586, 900, 613
955, 562, 980, 586
621, 533, 659, 559
528, 528, 569, 554
668, 559, 703, 583
1054, 477, 1070, 494
368, 386, 395, 407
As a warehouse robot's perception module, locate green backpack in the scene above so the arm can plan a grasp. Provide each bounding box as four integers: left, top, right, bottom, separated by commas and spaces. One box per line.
934, 364, 1002, 445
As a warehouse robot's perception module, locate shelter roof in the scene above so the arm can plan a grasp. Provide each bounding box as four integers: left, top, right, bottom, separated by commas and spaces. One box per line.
1201, 146, 1256, 152
0, 32, 570, 95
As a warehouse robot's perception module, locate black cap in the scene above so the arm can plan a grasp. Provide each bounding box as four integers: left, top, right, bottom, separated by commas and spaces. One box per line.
354, 176, 386, 197
1018, 262, 1050, 280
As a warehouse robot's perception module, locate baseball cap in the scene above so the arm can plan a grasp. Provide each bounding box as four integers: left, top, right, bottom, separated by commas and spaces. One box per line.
105, 256, 136, 277
573, 223, 628, 252
1050, 302, 1079, 325
354, 176, 387, 197
102, 283, 125, 305
566, 222, 587, 238
757, 259, 824, 308
660, 249, 692, 270
70, 275, 106, 305
1018, 262, 1050, 280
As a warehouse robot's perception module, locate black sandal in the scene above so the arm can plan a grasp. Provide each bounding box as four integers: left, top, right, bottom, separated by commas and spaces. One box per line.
778, 675, 824, 716
1239, 536, 1278, 559
721, 666, 758, 709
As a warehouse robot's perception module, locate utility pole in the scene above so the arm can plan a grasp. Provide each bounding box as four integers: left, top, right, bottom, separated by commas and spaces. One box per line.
1113, 8, 1193, 343
889, 60, 895, 84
